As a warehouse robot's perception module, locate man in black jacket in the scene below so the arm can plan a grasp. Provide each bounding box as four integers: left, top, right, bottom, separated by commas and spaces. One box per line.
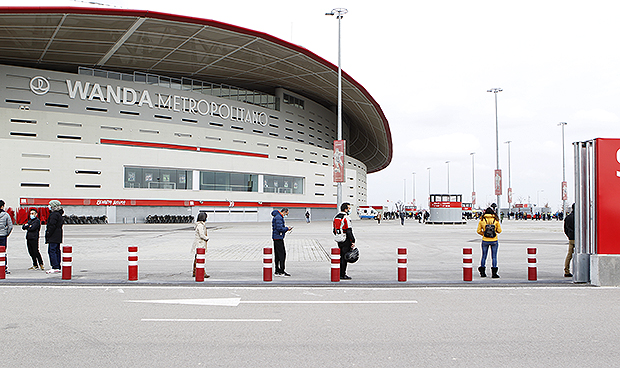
45, 200, 64, 274
563, 203, 575, 277
22, 208, 44, 270
333, 202, 355, 280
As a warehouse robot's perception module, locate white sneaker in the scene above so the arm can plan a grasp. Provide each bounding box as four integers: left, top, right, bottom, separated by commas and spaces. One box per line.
46, 269, 61, 274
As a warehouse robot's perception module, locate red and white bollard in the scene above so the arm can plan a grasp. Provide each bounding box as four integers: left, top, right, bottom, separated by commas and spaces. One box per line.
331, 248, 340, 282
398, 248, 407, 282
128, 246, 138, 281
62, 245, 72, 280
195, 248, 206, 282
528, 247, 537, 281
0, 246, 5, 279
263, 247, 272, 282
463, 248, 473, 281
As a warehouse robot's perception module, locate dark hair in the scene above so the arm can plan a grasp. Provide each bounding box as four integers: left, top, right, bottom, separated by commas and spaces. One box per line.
0, 200, 4, 209
281, 208, 289, 213
30, 208, 38, 214
484, 207, 499, 221
341, 202, 351, 212
196, 212, 207, 222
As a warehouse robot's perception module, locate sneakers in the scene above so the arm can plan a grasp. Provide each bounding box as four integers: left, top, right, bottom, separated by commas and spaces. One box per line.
28, 266, 38, 270
282, 272, 291, 277
46, 269, 61, 274
274, 272, 283, 277
5, 269, 10, 275
564, 273, 573, 277
340, 275, 352, 280
39, 265, 45, 271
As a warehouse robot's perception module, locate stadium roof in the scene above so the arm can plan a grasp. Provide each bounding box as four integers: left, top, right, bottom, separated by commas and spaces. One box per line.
0, 6, 392, 173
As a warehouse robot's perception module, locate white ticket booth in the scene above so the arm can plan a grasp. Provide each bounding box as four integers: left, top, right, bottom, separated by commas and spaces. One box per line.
428, 194, 466, 224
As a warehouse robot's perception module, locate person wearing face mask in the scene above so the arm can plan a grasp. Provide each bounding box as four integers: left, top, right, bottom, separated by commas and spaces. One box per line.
271, 207, 292, 277
0, 200, 13, 274
22, 208, 44, 270
45, 200, 64, 274
333, 202, 355, 280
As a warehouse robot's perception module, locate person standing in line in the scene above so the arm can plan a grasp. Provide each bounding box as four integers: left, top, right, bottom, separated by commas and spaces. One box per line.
271, 208, 292, 277
45, 200, 63, 274
22, 208, 44, 270
191, 212, 209, 278
563, 203, 575, 277
0, 200, 14, 274
477, 206, 502, 278
334, 202, 355, 280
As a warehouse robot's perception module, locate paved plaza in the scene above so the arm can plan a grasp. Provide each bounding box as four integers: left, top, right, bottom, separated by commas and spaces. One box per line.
1, 217, 579, 286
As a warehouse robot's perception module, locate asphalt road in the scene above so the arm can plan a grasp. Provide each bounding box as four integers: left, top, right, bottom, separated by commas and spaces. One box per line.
2, 285, 619, 367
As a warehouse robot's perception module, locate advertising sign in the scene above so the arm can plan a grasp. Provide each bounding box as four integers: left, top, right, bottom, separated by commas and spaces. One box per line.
562, 181, 568, 201
494, 170, 502, 195
595, 138, 620, 254
508, 187, 513, 204
333, 140, 346, 183
472, 191, 476, 205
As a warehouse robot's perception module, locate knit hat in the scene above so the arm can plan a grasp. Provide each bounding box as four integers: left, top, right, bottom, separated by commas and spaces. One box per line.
49, 200, 62, 211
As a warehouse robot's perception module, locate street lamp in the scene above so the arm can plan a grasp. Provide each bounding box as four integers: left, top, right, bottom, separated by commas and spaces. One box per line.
427, 167, 431, 206
326, 8, 348, 209
445, 161, 450, 193
412, 172, 416, 208
537, 189, 544, 207
505, 140, 512, 208
470, 152, 476, 206
403, 178, 406, 204
487, 87, 503, 209
559, 122, 567, 215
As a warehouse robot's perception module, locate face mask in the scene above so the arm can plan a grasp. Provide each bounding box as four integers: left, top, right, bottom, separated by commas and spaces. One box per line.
30, 214, 36, 219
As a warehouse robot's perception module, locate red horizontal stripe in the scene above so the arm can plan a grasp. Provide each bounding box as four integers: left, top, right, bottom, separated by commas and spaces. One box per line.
100, 138, 268, 158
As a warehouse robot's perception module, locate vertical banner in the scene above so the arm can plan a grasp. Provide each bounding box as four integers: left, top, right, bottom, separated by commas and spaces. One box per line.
472, 191, 476, 205
333, 140, 346, 183
562, 181, 568, 201
494, 169, 502, 195
508, 187, 513, 204
595, 138, 620, 254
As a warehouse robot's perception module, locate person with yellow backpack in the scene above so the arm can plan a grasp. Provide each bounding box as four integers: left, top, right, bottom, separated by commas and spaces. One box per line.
477, 206, 502, 278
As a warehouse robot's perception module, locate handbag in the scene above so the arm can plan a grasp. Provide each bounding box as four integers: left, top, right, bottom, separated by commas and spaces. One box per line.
334, 215, 347, 243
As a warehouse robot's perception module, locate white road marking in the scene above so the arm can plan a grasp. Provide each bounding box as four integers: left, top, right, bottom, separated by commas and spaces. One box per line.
142, 318, 281, 322
126, 298, 418, 306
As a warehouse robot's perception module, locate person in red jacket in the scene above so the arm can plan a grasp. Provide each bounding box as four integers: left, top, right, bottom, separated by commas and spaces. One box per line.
333, 202, 355, 280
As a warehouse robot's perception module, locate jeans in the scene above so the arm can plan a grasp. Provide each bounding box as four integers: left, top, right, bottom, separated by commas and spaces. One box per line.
48, 242, 61, 270
481, 240, 499, 268
273, 239, 286, 274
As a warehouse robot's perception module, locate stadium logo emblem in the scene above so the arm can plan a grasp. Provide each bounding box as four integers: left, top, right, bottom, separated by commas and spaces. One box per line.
30, 76, 50, 95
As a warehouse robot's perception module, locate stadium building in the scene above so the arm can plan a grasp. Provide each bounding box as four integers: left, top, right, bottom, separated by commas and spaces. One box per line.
0, 7, 392, 222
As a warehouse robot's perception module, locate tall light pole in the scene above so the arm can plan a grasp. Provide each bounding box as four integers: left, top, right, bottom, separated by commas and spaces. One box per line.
559, 122, 567, 215
505, 140, 512, 209
537, 189, 544, 207
403, 178, 406, 205
412, 172, 416, 208
445, 161, 450, 193
427, 167, 431, 206
487, 88, 503, 209
470, 152, 476, 206
326, 8, 347, 209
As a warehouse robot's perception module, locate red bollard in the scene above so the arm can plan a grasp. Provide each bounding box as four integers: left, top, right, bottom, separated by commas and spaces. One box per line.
398, 248, 407, 282
263, 247, 272, 282
463, 248, 473, 281
528, 247, 537, 281
62, 245, 72, 280
128, 246, 138, 281
331, 248, 340, 282
0, 246, 5, 279
195, 248, 206, 282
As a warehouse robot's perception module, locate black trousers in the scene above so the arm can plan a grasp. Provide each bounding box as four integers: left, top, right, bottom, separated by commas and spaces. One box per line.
27, 238, 43, 267
338, 242, 352, 277
273, 239, 286, 273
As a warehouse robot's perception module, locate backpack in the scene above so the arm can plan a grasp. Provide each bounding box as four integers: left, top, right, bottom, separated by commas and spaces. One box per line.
483, 218, 496, 238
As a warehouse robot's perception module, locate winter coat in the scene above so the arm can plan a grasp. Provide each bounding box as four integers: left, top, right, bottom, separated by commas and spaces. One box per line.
564, 211, 575, 240
22, 217, 41, 240
191, 221, 209, 255
476, 214, 502, 242
0, 210, 13, 237
271, 210, 289, 240
45, 209, 64, 244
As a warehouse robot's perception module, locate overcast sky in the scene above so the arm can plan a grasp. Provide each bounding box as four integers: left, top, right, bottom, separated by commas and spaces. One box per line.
20, 0, 620, 211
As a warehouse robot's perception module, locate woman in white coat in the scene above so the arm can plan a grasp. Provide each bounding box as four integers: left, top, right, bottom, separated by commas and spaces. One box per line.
192, 212, 209, 278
